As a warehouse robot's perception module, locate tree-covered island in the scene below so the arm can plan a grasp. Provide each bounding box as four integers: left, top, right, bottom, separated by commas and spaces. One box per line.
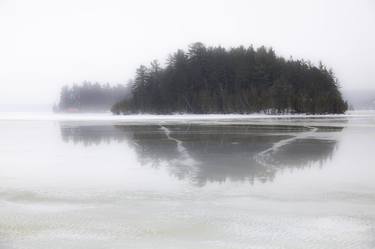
56, 43, 348, 114
111, 43, 348, 115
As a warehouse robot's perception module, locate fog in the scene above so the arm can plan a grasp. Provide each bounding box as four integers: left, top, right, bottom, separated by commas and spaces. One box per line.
0, 0, 374, 109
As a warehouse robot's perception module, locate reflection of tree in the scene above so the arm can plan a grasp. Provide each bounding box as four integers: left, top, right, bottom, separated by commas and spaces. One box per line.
272, 138, 337, 168
60, 124, 129, 146
59, 124, 343, 186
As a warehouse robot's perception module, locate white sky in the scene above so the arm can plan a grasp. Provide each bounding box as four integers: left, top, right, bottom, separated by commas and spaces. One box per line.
0, 0, 374, 107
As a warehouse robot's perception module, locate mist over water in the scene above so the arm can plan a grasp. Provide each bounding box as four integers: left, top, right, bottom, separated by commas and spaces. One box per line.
0, 113, 375, 248
1, 0, 374, 247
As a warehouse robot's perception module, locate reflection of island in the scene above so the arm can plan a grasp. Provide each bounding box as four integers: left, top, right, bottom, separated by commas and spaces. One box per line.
60, 124, 129, 146
60, 123, 343, 186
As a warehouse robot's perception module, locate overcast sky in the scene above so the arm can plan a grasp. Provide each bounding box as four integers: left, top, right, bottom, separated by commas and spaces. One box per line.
0, 0, 374, 108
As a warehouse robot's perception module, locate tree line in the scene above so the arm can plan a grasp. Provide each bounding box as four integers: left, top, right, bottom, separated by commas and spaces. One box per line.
55, 81, 130, 112
111, 42, 348, 114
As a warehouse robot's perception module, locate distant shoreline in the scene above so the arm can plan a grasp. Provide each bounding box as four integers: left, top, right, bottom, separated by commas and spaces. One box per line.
0, 110, 374, 123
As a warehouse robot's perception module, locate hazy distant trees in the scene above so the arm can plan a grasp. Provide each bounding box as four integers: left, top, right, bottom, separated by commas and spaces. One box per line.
112, 43, 348, 114
56, 81, 130, 112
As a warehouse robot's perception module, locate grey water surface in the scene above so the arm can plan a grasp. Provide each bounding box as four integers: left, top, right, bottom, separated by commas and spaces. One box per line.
0, 113, 375, 249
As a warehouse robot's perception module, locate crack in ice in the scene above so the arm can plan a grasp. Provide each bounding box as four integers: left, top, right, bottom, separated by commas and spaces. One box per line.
159, 125, 199, 177
255, 126, 318, 169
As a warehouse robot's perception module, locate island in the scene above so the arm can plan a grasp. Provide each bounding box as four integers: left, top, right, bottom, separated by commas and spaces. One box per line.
111, 43, 348, 115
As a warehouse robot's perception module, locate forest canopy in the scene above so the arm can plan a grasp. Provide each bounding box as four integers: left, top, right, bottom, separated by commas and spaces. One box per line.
111, 43, 348, 114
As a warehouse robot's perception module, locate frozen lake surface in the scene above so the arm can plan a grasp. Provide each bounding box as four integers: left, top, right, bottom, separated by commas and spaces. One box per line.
0, 112, 375, 248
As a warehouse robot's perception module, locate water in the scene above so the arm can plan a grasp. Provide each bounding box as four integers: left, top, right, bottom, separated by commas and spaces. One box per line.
0, 112, 375, 249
